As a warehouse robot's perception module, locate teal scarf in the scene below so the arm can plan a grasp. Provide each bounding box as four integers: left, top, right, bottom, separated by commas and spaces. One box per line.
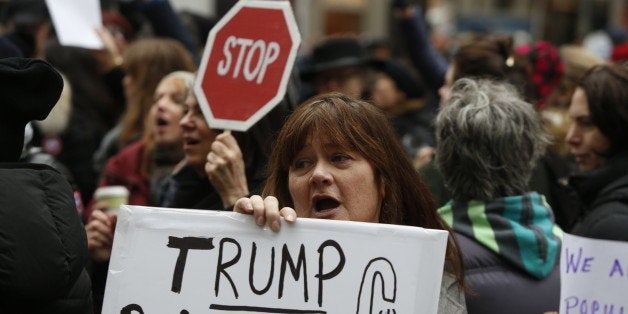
438, 192, 563, 279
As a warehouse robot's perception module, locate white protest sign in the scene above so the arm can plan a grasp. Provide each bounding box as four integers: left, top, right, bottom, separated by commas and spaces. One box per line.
560, 233, 628, 314
45, 0, 103, 49
103, 206, 448, 314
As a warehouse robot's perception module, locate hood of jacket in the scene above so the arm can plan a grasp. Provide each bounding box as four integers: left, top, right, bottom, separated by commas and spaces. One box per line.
438, 192, 563, 279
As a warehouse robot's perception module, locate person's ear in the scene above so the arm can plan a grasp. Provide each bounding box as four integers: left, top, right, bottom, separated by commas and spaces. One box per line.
378, 175, 386, 200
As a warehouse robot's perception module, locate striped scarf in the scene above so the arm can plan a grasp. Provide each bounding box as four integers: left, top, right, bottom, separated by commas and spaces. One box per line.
438, 192, 563, 279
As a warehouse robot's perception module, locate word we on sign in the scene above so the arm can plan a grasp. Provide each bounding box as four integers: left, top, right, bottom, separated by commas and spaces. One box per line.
103, 206, 448, 313
560, 234, 628, 314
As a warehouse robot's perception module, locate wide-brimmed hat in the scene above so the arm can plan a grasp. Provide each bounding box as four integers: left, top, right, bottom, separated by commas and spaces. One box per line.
0, 58, 63, 162
300, 37, 373, 81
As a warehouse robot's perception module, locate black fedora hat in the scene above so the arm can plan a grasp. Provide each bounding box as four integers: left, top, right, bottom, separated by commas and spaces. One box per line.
300, 37, 373, 81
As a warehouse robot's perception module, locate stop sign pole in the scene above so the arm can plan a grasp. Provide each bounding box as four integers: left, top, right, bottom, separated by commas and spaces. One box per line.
194, 0, 301, 131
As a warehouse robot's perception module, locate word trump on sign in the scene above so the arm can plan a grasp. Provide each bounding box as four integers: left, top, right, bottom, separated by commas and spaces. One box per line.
102, 206, 448, 314
560, 234, 628, 314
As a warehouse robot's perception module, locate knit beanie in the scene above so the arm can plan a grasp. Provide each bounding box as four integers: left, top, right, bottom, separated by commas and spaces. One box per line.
0, 58, 63, 162
516, 41, 564, 109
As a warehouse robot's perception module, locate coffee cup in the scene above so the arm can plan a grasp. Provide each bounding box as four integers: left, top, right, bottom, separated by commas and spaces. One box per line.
94, 186, 129, 215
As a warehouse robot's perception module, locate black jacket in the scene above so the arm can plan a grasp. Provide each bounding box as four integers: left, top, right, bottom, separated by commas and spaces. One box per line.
457, 234, 560, 314
0, 163, 93, 313
570, 152, 628, 241
161, 164, 264, 210
159, 164, 220, 209
389, 101, 436, 158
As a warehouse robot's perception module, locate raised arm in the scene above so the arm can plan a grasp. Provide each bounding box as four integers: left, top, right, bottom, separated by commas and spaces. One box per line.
395, 4, 449, 93
138, 0, 200, 62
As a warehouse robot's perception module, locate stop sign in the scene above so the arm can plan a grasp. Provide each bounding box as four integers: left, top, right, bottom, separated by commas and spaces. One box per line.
194, 0, 301, 131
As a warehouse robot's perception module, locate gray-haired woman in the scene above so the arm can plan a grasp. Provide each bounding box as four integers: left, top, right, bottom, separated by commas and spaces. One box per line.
435, 78, 563, 314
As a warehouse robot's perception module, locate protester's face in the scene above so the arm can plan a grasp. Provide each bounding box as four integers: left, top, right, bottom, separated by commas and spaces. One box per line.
565, 87, 611, 172
313, 67, 364, 98
288, 134, 382, 223
438, 65, 455, 107
371, 74, 405, 112
150, 77, 186, 146
179, 94, 218, 172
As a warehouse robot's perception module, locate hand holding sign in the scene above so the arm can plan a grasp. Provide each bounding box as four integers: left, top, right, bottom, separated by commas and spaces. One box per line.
90, 28, 124, 73
234, 195, 296, 232
205, 130, 249, 208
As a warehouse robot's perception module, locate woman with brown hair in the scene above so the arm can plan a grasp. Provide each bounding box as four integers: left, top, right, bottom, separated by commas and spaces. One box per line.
85, 71, 195, 312
566, 64, 628, 241
94, 38, 196, 172
234, 93, 466, 313
119, 38, 196, 147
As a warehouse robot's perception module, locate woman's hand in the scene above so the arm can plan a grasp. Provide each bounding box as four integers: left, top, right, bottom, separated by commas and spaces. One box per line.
205, 130, 249, 208
413, 146, 435, 169
91, 27, 124, 73
233, 195, 296, 232
85, 205, 116, 261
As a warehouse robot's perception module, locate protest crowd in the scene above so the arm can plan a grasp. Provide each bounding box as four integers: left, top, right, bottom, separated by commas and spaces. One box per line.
0, 0, 627, 313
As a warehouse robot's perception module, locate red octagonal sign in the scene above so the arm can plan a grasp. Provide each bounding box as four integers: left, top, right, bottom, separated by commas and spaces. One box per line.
194, 0, 301, 131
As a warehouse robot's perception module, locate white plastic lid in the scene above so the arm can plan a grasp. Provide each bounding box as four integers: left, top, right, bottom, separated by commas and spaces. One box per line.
94, 185, 130, 198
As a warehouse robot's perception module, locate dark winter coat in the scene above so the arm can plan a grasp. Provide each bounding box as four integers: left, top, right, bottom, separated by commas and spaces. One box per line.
159, 163, 219, 209
457, 234, 561, 314
570, 152, 628, 241
159, 163, 265, 210
0, 163, 92, 313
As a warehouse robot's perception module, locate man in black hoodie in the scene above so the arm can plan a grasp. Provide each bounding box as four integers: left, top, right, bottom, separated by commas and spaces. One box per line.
0, 57, 93, 313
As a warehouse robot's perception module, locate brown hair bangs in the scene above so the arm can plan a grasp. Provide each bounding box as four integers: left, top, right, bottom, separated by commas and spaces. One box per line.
276, 95, 383, 170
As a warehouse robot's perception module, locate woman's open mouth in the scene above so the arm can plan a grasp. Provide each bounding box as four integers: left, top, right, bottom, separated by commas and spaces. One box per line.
155, 117, 169, 133
156, 117, 168, 126
183, 137, 200, 150
312, 196, 340, 218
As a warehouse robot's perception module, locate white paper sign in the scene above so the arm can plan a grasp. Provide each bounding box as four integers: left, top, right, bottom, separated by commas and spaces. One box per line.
560, 233, 628, 314
45, 0, 103, 49
103, 206, 449, 314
